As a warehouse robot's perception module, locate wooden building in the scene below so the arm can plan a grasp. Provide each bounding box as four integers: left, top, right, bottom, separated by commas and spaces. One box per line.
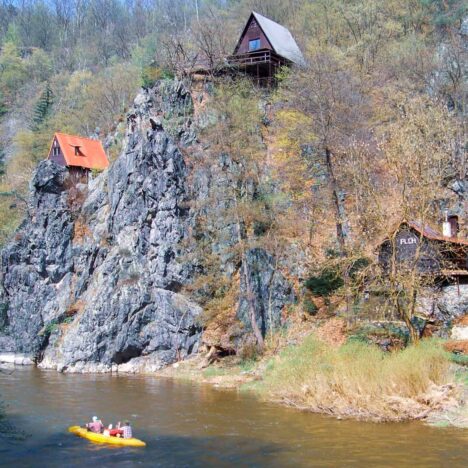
227, 12, 305, 85
48, 133, 109, 183
378, 220, 468, 282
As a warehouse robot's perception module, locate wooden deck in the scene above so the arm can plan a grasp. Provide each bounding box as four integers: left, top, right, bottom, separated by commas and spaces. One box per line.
227, 49, 288, 67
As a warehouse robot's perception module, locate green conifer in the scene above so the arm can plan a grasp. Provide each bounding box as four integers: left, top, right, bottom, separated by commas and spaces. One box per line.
31, 82, 54, 130
0, 145, 5, 176
0, 91, 7, 118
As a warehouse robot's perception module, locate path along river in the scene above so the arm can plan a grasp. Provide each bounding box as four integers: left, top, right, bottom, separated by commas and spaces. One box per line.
0, 368, 467, 467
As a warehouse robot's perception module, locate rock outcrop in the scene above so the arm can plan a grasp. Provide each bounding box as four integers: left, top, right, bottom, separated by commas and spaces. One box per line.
0, 81, 202, 372
0, 79, 295, 372
0, 162, 73, 355
238, 248, 295, 336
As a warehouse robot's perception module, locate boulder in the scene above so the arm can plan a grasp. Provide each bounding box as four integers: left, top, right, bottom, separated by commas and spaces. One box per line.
435, 284, 468, 320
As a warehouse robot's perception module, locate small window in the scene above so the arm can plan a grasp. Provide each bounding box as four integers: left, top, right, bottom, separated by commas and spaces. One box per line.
249, 38, 261, 51
54, 146, 60, 156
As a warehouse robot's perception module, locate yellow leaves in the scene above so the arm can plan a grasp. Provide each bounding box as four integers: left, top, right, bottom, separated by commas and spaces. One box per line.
0, 42, 28, 101
53, 65, 139, 135
277, 108, 312, 137
270, 108, 314, 201
273, 112, 314, 172
379, 94, 457, 220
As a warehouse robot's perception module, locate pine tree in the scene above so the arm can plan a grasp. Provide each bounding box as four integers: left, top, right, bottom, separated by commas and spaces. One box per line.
31, 82, 54, 130
0, 145, 5, 176
0, 91, 7, 118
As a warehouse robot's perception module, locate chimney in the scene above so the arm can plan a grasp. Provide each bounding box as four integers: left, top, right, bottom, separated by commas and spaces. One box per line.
442, 210, 452, 237
449, 215, 459, 238
442, 210, 459, 238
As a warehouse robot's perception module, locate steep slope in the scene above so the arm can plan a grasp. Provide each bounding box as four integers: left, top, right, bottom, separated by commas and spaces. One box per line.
0, 79, 295, 372
0, 81, 201, 372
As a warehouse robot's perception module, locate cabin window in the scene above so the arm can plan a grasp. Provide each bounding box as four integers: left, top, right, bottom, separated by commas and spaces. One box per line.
249, 38, 261, 51
53, 146, 60, 156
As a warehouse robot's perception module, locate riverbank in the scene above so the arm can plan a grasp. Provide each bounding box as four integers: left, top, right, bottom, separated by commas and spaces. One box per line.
3, 318, 467, 427
156, 335, 468, 427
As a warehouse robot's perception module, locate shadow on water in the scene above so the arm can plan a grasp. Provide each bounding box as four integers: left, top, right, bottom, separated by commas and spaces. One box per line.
1, 431, 286, 468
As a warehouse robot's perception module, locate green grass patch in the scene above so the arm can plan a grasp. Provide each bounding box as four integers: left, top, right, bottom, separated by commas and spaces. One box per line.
239, 359, 257, 372
202, 367, 229, 378
450, 354, 468, 367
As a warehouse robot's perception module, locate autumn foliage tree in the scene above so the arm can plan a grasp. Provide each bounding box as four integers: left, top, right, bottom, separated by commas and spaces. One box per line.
275, 50, 371, 252
339, 94, 460, 341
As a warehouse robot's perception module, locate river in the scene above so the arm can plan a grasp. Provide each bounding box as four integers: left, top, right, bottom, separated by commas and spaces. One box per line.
0, 367, 467, 467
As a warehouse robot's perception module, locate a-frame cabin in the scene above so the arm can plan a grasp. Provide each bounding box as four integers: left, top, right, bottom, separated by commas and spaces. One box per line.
228, 12, 304, 85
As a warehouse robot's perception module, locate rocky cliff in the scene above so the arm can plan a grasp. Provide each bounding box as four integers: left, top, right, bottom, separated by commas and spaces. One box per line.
0, 80, 294, 372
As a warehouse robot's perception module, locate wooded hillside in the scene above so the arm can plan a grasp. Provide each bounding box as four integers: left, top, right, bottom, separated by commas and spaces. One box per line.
0, 1, 466, 338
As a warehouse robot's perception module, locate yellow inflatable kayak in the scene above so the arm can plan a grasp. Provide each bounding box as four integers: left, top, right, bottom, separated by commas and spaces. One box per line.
68, 426, 146, 447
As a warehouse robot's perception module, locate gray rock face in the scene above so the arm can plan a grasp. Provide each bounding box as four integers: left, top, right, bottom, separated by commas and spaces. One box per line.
0, 79, 296, 371
461, 17, 468, 36
0, 161, 74, 354
238, 248, 296, 336
435, 285, 468, 321
418, 284, 468, 324
0, 81, 203, 371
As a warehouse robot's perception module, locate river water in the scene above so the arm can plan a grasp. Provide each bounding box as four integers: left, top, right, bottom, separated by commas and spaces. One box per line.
0, 368, 467, 467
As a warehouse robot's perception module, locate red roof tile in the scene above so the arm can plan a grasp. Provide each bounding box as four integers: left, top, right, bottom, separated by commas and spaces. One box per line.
49, 133, 109, 170
407, 221, 468, 246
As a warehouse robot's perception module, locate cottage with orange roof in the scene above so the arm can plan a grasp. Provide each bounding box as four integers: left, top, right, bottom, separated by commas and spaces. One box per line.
48, 132, 109, 182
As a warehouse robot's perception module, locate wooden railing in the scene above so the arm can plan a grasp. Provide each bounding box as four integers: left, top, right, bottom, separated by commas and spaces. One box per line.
227, 49, 285, 67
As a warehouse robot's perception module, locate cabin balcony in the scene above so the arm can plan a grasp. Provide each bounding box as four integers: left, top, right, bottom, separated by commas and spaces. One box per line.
227, 49, 288, 85
227, 49, 287, 67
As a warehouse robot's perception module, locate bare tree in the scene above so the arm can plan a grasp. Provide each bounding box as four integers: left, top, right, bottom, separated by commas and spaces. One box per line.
277, 50, 371, 253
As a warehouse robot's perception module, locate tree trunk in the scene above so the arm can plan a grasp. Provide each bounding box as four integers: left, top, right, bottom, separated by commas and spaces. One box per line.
402, 310, 420, 343
397, 294, 420, 343
233, 196, 264, 348
325, 147, 346, 253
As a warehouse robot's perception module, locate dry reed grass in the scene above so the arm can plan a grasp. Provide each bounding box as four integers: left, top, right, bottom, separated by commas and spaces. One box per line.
258, 336, 459, 421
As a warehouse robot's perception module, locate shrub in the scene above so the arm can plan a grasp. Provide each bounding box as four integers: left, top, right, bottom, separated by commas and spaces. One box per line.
348, 257, 371, 280
73, 219, 92, 244
39, 320, 58, 336
304, 268, 344, 297
238, 338, 260, 362
141, 66, 174, 88
65, 299, 84, 317
302, 297, 318, 315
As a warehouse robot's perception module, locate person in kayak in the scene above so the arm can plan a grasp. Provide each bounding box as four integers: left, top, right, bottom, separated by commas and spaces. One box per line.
86, 416, 104, 433
109, 421, 124, 437
122, 421, 132, 439
103, 424, 113, 436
